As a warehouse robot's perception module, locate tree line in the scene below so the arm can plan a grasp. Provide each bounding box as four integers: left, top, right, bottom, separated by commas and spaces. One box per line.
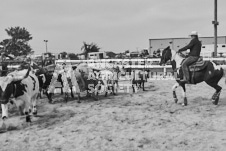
0, 26, 150, 60
0, 26, 101, 59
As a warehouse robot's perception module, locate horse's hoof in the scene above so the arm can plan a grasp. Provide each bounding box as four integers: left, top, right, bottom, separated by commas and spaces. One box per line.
174, 98, 178, 104
212, 98, 219, 105
182, 103, 187, 106
49, 100, 54, 104
184, 97, 188, 106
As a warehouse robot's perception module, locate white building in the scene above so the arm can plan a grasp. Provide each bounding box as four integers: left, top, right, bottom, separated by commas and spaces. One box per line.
88, 52, 106, 59
149, 36, 226, 57
201, 44, 226, 57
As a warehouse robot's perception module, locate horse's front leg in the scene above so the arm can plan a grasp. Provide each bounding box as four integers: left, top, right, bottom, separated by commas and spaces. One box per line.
181, 84, 187, 106
172, 83, 179, 103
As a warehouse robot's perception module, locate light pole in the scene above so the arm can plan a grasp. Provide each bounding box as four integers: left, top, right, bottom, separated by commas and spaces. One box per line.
44, 40, 48, 53
212, 0, 219, 57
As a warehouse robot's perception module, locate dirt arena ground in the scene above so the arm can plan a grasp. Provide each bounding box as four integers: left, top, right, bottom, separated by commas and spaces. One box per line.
1, 78, 226, 151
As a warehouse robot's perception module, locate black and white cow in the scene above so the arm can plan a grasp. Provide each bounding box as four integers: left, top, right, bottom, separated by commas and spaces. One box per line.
0, 67, 39, 122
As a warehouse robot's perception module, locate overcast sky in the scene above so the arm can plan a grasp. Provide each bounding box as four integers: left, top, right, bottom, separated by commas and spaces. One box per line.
0, 0, 226, 54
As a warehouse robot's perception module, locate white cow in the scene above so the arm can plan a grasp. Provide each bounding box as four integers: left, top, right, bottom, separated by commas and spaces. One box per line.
0, 68, 39, 122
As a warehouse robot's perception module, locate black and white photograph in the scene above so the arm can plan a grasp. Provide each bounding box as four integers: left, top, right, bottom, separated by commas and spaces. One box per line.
0, 0, 226, 150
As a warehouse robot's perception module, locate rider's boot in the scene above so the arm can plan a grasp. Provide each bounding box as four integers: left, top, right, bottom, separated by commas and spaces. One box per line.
180, 76, 188, 84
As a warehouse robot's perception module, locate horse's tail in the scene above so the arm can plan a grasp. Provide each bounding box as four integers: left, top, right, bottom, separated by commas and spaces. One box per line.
220, 65, 226, 84
220, 65, 226, 77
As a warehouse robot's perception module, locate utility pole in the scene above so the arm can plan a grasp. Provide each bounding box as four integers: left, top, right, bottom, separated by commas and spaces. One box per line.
44, 40, 48, 53
212, 0, 219, 57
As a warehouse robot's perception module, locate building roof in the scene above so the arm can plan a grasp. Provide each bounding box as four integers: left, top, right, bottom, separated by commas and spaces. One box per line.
149, 36, 226, 40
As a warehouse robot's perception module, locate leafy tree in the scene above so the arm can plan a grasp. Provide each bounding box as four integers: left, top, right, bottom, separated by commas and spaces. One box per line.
0, 26, 32, 56
124, 50, 130, 54
58, 51, 68, 59
81, 42, 100, 59
106, 51, 116, 58
153, 49, 161, 58
68, 53, 79, 60
43, 52, 55, 66
140, 49, 149, 57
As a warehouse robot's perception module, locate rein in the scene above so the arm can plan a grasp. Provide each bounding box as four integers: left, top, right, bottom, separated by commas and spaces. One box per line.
12, 83, 17, 98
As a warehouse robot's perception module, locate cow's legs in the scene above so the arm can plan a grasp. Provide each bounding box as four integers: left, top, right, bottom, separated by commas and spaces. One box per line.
61, 87, 64, 95
77, 93, 81, 103
115, 81, 119, 93
132, 81, 138, 93
38, 88, 42, 99
46, 92, 53, 104
142, 80, 145, 91
31, 95, 38, 115
94, 84, 100, 101
70, 87, 75, 98
132, 84, 135, 93
1, 104, 8, 120
112, 85, 116, 95
105, 86, 108, 97
65, 92, 69, 103
103, 81, 108, 97
22, 99, 32, 123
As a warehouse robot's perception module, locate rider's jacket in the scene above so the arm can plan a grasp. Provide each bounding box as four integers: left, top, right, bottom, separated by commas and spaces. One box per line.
178, 37, 202, 57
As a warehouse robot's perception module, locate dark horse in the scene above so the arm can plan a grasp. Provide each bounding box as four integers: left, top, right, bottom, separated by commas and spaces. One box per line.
159, 46, 224, 106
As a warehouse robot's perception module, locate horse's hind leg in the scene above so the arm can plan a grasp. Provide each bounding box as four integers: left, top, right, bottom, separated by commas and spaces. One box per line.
206, 81, 222, 105
180, 84, 187, 106
172, 83, 179, 104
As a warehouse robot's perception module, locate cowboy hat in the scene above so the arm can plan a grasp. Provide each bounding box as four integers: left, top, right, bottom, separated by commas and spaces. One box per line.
189, 31, 199, 36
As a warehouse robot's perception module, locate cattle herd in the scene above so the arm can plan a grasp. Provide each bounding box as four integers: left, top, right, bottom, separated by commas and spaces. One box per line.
0, 62, 148, 124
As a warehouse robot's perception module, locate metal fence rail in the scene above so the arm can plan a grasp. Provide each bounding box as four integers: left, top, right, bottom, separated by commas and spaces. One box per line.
55, 58, 226, 69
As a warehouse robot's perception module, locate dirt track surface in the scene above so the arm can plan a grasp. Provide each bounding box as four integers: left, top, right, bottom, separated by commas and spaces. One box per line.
0, 79, 226, 151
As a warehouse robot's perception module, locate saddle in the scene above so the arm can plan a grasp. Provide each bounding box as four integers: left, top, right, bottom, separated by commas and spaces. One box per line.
180, 57, 208, 84
187, 57, 208, 72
